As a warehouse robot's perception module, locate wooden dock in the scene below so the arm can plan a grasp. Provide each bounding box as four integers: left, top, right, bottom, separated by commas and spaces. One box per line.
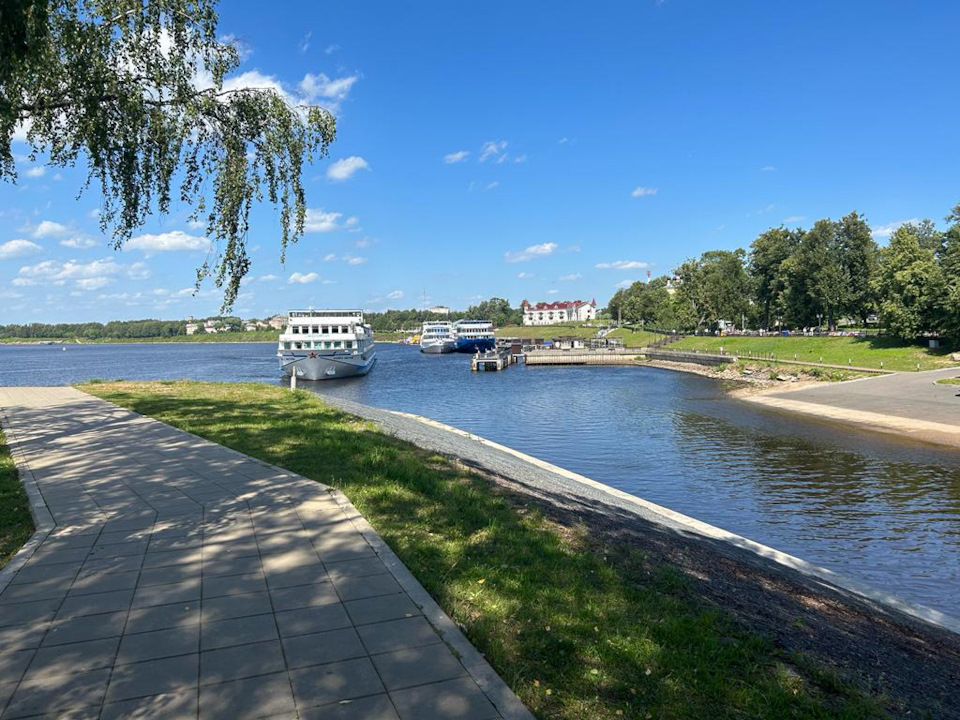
471, 347, 516, 371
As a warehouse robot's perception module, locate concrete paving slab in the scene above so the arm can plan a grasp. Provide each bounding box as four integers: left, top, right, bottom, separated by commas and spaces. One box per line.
0, 386, 529, 720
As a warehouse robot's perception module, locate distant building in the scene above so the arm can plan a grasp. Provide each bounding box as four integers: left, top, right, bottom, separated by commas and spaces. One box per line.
267, 314, 286, 330
185, 322, 199, 335
243, 322, 258, 332
428, 305, 450, 315
521, 299, 597, 326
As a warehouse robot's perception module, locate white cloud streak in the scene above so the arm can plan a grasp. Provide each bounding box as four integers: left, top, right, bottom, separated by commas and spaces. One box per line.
326, 156, 369, 181
504, 242, 557, 263
596, 260, 649, 270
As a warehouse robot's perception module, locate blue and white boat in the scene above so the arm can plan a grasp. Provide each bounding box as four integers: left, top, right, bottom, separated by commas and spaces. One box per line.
453, 319, 496, 353
278, 310, 376, 380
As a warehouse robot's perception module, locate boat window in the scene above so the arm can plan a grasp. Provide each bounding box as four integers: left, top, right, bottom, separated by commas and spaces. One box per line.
345, 341, 353, 349
332, 326, 339, 334
334, 340, 342, 348
324, 341, 332, 349
321, 325, 329, 334
283, 342, 291, 349
291, 326, 299, 334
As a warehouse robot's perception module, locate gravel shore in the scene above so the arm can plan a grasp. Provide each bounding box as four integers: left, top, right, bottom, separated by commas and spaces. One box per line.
322, 394, 960, 719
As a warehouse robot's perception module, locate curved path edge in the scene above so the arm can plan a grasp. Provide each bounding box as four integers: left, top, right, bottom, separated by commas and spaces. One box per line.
321, 396, 960, 637
744, 394, 960, 449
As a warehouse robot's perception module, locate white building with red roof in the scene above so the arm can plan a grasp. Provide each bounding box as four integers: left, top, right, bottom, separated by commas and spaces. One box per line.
521, 299, 597, 326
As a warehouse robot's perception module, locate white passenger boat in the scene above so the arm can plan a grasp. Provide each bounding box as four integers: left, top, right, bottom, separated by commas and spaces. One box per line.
419, 321, 456, 354
278, 310, 376, 380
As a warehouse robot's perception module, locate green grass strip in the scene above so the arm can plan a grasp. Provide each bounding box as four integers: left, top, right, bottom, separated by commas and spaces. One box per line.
0, 429, 34, 568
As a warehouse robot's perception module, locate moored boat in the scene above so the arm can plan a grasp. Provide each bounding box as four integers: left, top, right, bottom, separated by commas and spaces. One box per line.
277, 310, 376, 380
453, 319, 496, 353
419, 321, 456, 354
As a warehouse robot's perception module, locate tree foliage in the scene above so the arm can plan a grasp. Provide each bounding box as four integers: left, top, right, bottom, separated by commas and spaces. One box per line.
607, 201, 959, 342
0, 0, 336, 310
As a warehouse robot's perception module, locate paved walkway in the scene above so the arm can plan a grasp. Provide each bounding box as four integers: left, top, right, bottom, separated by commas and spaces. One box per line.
748, 367, 960, 448
0, 387, 528, 720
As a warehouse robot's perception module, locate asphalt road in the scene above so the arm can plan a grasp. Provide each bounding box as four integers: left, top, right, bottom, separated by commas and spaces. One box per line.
766, 366, 960, 425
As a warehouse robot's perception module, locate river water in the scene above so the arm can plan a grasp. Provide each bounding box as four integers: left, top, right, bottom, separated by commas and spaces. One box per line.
2, 341, 958, 616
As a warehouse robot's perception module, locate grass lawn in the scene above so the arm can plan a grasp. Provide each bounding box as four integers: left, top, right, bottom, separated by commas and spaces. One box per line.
936, 377, 960, 386
80, 380, 885, 720
0, 430, 34, 568
495, 323, 604, 339
670, 335, 955, 372
607, 328, 667, 347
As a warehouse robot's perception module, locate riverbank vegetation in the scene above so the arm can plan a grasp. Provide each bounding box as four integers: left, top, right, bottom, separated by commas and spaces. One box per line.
609, 203, 960, 344
80, 380, 889, 719
0, 431, 33, 568
670, 335, 953, 372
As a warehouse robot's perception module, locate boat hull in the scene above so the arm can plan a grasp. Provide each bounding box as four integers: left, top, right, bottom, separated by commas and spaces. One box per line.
420, 340, 456, 354
455, 337, 496, 353
279, 351, 376, 380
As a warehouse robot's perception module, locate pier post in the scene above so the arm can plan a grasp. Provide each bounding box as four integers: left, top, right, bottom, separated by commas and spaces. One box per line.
290, 368, 298, 391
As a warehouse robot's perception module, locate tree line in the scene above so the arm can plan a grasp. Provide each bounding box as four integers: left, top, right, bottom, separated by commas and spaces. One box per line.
0, 317, 242, 340
366, 297, 522, 332
607, 203, 960, 341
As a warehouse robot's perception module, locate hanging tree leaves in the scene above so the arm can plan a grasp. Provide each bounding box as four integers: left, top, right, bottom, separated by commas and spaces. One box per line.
0, 0, 336, 309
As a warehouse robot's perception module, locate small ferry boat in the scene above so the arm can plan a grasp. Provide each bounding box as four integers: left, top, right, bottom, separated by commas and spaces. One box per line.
453, 319, 496, 353
419, 321, 456, 354
278, 310, 376, 380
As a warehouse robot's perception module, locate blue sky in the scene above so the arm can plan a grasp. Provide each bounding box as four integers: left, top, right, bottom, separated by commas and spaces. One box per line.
2, 1, 958, 323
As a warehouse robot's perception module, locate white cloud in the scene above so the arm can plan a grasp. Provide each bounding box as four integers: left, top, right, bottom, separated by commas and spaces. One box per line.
615, 279, 636, 289
128, 262, 150, 280
258, 274, 278, 282
304, 209, 344, 233
323, 253, 337, 262
299, 31, 312, 54
504, 242, 557, 263
513, 154, 527, 164
288, 272, 320, 284
15, 257, 123, 288
782, 215, 805, 224
127, 230, 209, 256
25, 166, 45, 178
761, 165, 777, 172
0, 239, 42, 260
187, 219, 206, 230
32, 220, 70, 238
547, 289, 558, 294
559, 273, 581, 281
75, 277, 111, 291
596, 260, 649, 270
60, 236, 97, 249
327, 156, 369, 181
517, 272, 533, 279
479, 140, 508, 163
325, 44, 340, 55
871, 219, 921, 239
387, 290, 404, 300
87, 209, 100, 219
485, 181, 499, 191
298, 73, 359, 104
631, 185, 658, 197
558, 137, 569, 145
344, 256, 367, 265
443, 150, 470, 164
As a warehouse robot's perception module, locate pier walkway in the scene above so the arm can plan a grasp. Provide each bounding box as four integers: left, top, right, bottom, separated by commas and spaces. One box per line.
0, 387, 528, 720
